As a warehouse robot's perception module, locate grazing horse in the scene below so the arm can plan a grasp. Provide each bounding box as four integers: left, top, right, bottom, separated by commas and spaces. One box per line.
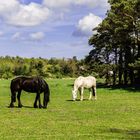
9, 76, 50, 109
72, 76, 97, 101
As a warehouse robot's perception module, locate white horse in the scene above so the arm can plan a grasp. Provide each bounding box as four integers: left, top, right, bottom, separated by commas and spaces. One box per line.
72, 76, 97, 101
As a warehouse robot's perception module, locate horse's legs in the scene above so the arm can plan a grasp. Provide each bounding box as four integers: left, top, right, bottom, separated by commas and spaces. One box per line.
80, 87, 84, 101
92, 87, 97, 100
34, 93, 39, 108
9, 91, 16, 108
34, 93, 43, 108
17, 90, 23, 108
38, 94, 43, 108
89, 89, 92, 100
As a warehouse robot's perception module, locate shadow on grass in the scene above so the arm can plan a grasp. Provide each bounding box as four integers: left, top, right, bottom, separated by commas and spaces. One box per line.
108, 128, 140, 139
22, 105, 34, 109
97, 82, 140, 92
7, 105, 35, 109
67, 84, 74, 87
66, 99, 74, 102
68, 81, 140, 92
66, 99, 89, 102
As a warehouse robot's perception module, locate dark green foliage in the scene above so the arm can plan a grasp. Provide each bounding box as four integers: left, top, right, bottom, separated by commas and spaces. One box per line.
0, 56, 88, 79
88, 0, 140, 86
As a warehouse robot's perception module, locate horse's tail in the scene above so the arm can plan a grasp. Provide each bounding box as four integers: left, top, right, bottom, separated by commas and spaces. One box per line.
43, 83, 50, 108
10, 81, 16, 102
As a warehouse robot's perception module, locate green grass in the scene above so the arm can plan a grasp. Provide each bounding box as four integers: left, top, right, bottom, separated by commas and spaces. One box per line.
0, 78, 140, 140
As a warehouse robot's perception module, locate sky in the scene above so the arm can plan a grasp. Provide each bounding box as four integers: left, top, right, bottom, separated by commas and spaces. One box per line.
0, 0, 109, 59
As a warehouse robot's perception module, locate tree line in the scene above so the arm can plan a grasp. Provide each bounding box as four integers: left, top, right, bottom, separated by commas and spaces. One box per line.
0, 56, 97, 79
87, 0, 140, 86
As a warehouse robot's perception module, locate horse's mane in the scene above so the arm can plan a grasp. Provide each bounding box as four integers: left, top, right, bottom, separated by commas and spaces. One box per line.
15, 75, 42, 79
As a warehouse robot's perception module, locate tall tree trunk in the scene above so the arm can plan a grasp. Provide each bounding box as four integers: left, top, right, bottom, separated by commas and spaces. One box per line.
113, 46, 118, 85
124, 46, 128, 85
136, 41, 140, 85
119, 48, 123, 85
124, 44, 132, 85
129, 69, 134, 85
134, 20, 140, 85
124, 69, 128, 85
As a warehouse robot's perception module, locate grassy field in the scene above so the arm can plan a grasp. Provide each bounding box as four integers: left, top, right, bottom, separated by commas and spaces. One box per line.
0, 78, 140, 140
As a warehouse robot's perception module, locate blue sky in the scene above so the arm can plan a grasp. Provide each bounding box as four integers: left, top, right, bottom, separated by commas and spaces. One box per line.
0, 0, 109, 59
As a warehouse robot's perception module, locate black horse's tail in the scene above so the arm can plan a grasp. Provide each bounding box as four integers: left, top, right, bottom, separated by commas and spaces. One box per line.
43, 83, 50, 108
10, 81, 16, 102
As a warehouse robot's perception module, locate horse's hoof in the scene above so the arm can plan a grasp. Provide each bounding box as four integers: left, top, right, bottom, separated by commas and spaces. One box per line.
8, 105, 14, 108
34, 105, 38, 108
39, 105, 43, 109
18, 105, 23, 108
43, 106, 47, 109
9, 103, 14, 108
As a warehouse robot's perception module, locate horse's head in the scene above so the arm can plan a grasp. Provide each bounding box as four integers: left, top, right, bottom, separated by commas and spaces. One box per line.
72, 89, 77, 101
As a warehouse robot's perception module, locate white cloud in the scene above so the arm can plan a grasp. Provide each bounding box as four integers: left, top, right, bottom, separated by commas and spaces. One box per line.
43, 0, 109, 8
11, 32, 23, 40
43, 0, 72, 8
0, 0, 109, 27
73, 13, 102, 37
29, 32, 45, 41
0, 0, 19, 14
11, 31, 45, 41
0, 0, 51, 26
42, 0, 109, 25
75, 0, 109, 8
8, 3, 50, 26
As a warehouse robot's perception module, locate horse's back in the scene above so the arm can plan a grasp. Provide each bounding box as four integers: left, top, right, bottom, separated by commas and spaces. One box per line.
74, 76, 96, 88
86, 76, 96, 87
22, 76, 47, 93
10, 76, 47, 93
86, 76, 96, 83
76, 76, 96, 82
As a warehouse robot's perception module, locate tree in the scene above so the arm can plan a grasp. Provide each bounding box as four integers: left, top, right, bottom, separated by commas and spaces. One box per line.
88, 0, 140, 86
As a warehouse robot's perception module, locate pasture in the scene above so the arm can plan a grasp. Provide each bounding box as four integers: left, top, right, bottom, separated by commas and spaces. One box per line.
0, 78, 140, 140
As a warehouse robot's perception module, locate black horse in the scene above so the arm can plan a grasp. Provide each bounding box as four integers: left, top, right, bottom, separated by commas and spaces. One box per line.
9, 76, 50, 109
